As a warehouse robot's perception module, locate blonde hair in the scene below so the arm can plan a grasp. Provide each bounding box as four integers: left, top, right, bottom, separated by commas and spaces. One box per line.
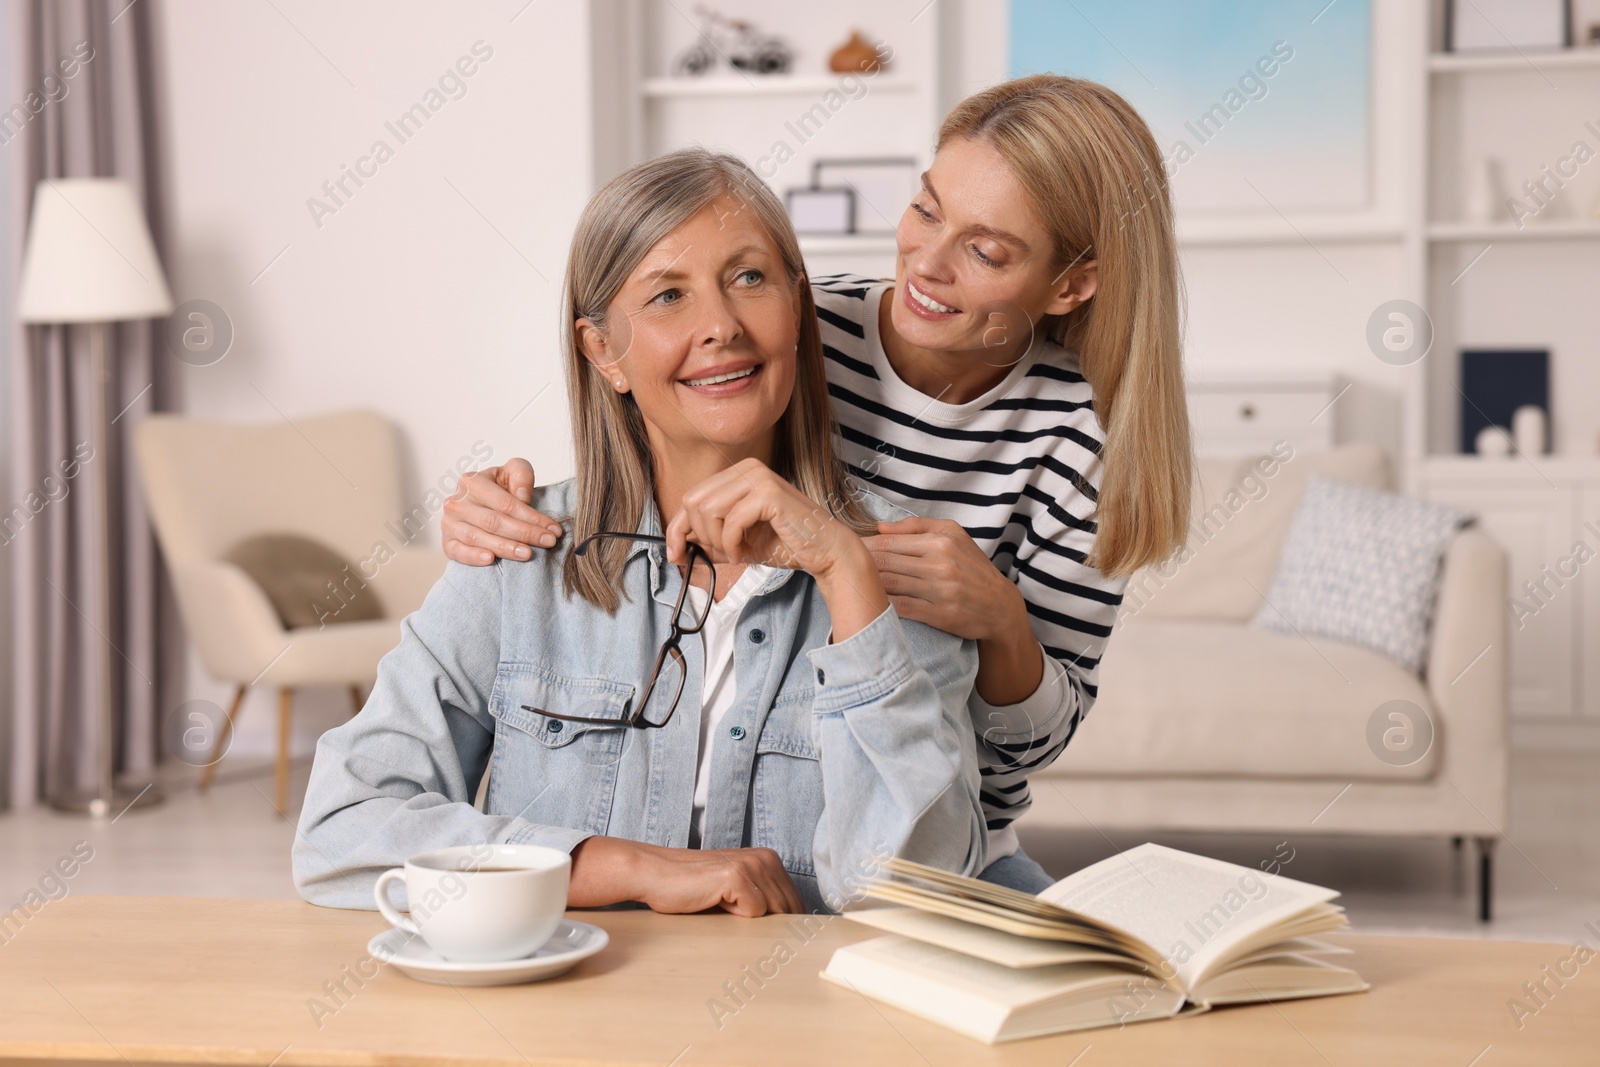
560, 148, 874, 611
938, 74, 1192, 578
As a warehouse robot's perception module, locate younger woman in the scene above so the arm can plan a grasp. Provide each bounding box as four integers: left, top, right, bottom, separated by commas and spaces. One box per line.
293, 149, 986, 916
443, 75, 1193, 892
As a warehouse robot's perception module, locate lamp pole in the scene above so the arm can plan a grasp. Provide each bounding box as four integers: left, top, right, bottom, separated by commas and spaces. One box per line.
51, 319, 164, 817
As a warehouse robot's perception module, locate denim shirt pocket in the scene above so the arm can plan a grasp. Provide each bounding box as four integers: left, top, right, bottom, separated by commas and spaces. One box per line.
488, 665, 636, 836
750, 689, 823, 878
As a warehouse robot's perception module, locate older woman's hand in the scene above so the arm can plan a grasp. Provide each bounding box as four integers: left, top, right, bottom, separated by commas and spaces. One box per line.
666, 457, 889, 640
569, 836, 804, 916
441, 458, 562, 565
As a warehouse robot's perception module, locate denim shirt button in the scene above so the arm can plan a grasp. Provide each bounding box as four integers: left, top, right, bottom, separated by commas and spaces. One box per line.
547, 720, 563, 733
728, 725, 746, 740
748, 627, 765, 644
816, 668, 825, 685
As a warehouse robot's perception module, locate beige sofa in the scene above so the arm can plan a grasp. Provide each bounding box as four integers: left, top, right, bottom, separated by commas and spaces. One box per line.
1031, 443, 1510, 918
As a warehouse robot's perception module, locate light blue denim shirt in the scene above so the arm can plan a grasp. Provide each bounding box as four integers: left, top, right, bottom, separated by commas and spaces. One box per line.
293, 479, 985, 914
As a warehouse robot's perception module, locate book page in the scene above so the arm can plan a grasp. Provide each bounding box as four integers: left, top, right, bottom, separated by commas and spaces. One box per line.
1037, 843, 1339, 991
842, 908, 1142, 969
1192, 953, 1370, 1005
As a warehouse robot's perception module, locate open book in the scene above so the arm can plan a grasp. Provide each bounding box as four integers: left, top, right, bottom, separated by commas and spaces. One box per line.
820, 843, 1368, 1044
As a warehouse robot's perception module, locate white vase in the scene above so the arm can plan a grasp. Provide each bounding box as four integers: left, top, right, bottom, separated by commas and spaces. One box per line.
1512, 405, 1547, 456
1475, 425, 1513, 458
1464, 158, 1509, 223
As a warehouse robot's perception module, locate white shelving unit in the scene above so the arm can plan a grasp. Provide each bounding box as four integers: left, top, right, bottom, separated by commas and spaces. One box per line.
1427, 48, 1600, 73
1416, 30, 1600, 459
591, 0, 948, 280
1176, 216, 1405, 248
1411, 6, 1600, 738
796, 234, 899, 256
1426, 220, 1600, 241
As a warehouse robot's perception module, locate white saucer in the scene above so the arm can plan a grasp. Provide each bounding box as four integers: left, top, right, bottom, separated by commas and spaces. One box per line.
368, 919, 609, 986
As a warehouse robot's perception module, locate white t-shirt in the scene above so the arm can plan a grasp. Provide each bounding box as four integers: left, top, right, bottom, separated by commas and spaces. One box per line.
683, 563, 778, 849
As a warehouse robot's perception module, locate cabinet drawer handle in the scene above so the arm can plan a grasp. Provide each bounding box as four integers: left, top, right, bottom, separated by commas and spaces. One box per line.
1239, 403, 1256, 420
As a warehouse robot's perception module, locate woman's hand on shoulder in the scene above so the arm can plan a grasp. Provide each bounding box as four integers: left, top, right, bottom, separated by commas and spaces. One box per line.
441, 457, 564, 566
863, 517, 1022, 642
864, 516, 1044, 703
569, 836, 803, 916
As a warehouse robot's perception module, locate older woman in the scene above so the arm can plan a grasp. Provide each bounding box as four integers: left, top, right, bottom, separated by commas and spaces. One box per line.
292, 148, 985, 916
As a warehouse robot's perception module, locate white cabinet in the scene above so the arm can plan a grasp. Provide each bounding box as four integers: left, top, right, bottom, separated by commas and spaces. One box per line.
1187, 374, 1341, 457
1419, 459, 1600, 722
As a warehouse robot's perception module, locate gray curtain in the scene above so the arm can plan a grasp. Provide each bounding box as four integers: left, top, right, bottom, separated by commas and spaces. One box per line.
4, 0, 175, 809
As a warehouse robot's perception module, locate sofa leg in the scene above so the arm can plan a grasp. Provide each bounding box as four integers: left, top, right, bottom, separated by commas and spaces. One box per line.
1474, 837, 1495, 923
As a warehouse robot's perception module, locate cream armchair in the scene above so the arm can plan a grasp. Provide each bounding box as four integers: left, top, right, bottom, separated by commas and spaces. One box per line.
133, 411, 445, 813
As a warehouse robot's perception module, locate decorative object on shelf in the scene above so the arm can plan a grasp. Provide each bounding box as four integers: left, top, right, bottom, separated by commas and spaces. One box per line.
785, 187, 854, 235
673, 5, 792, 77
1475, 425, 1514, 458
1464, 158, 1511, 223
829, 30, 887, 75
810, 157, 919, 235
1512, 405, 1549, 456
1447, 0, 1571, 52
1459, 348, 1550, 454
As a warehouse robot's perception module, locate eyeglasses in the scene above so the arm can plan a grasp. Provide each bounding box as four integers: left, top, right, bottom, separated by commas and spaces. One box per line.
521, 532, 714, 730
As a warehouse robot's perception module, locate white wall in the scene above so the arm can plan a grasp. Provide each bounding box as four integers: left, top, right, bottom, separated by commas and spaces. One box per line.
151, 0, 591, 760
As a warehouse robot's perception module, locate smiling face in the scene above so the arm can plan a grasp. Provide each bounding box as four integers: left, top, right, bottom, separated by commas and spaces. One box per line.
890, 136, 1097, 358
577, 194, 801, 467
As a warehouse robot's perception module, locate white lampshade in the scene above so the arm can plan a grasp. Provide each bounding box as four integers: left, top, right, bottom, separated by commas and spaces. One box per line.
17, 178, 173, 324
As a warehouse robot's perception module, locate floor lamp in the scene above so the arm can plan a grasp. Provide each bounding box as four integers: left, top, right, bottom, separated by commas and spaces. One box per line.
17, 179, 173, 817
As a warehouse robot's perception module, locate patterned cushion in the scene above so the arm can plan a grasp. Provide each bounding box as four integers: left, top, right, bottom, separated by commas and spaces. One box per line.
1249, 475, 1474, 674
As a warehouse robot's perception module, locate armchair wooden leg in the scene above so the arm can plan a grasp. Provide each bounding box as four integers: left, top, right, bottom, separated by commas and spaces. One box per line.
198, 684, 248, 792
348, 685, 364, 716
276, 688, 294, 816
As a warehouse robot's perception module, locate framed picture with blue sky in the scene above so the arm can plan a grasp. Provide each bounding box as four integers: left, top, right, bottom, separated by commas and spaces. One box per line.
1008, 0, 1372, 216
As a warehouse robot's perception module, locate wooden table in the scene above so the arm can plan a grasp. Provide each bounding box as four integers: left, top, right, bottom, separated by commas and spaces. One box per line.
1, 897, 1595, 1065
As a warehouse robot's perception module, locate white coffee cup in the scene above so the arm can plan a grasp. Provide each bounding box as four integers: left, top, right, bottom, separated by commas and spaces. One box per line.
373, 843, 570, 962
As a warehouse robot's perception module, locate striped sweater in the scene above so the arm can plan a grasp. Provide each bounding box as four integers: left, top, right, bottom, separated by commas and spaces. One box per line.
811, 274, 1129, 853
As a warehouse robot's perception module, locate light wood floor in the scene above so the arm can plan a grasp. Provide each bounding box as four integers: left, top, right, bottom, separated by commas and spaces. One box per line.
2, 751, 1596, 942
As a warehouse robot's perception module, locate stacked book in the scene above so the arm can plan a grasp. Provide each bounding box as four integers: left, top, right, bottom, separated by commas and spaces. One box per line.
822, 843, 1368, 1043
